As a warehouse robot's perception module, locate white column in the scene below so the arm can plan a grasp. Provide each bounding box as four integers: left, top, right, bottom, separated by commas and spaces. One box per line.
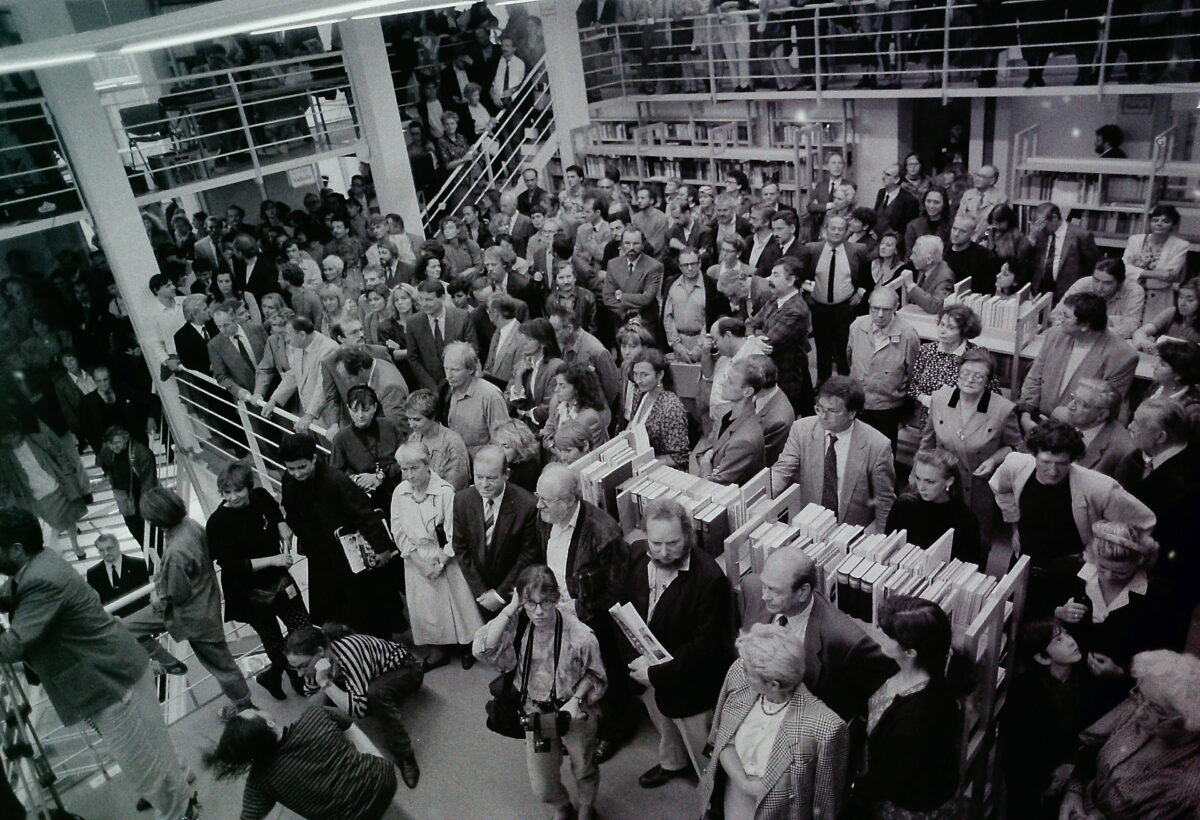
340, 17, 425, 239
539, 0, 592, 167
10, 0, 200, 451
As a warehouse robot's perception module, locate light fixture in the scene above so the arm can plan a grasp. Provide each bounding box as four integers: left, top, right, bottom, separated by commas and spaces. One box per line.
0, 50, 98, 73
250, 18, 348, 37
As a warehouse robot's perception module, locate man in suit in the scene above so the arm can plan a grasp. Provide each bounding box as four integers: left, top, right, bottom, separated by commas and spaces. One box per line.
86, 533, 150, 617
630, 187, 670, 258
483, 294, 524, 387
440, 54, 476, 107
233, 233, 279, 302
500, 192, 536, 257
692, 359, 766, 486
944, 215, 999, 292
261, 316, 341, 433
324, 346, 409, 431
746, 354, 796, 464
53, 350, 96, 450
1050, 378, 1135, 477
208, 304, 269, 401
281, 264, 324, 328
535, 463, 634, 763
572, 194, 614, 291
614, 498, 734, 786
664, 201, 713, 274
739, 547, 895, 724
80, 366, 148, 454
485, 245, 540, 317
805, 152, 849, 240
577, 0, 621, 26
602, 227, 664, 330
771, 376, 897, 532
0, 508, 196, 818
873, 163, 920, 237
1031, 202, 1099, 302
901, 234, 956, 316
516, 168, 546, 216
172, 294, 217, 375
549, 305, 622, 410
453, 445, 539, 620
193, 215, 224, 272
750, 257, 815, 416
755, 209, 809, 279
957, 165, 1007, 242
1019, 293, 1138, 435
405, 280, 479, 392
808, 214, 873, 381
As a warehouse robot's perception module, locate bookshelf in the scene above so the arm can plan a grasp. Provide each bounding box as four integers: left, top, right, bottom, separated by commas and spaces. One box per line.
723, 498, 1029, 820
570, 99, 856, 208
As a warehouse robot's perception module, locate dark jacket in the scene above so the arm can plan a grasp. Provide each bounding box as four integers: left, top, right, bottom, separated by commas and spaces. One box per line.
80, 388, 147, 454
85, 556, 150, 617
755, 237, 810, 279
873, 186, 921, 239
453, 483, 540, 601
173, 320, 218, 374
861, 681, 960, 811
205, 488, 292, 623
616, 543, 734, 719
535, 500, 627, 625
404, 306, 479, 391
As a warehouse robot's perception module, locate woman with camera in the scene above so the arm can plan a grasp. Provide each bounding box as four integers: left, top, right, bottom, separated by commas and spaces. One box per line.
473, 565, 607, 820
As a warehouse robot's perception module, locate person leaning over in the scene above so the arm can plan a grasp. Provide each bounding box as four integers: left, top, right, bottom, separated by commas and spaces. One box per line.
474, 565, 607, 820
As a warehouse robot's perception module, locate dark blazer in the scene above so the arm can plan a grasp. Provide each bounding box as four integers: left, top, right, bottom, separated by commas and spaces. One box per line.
173, 320, 218, 375
405, 305, 479, 391
806, 175, 849, 238
85, 556, 150, 616
1019, 329, 1138, 417
52, 373, 90, 436
207, 325, 269, 396
517, 185, 546, 216
236, 254, 280, 302
453, 483, 540, 601
535, 499, 627, 625
755, 237, 810, 278
805, 240, 874, 300
616, 543, 734, 719
873, 186, 921, 238
749, 291, 813, 415
665, 220, 714, 269
321, 355, 410, 429
577, 0, 621, 26
861, 681, 960, 811
1032, 224, 1100, 301
80, 388, 147, 453
472, 297, 529, 358
740, 588, 896, 723
603, 253, 664, 326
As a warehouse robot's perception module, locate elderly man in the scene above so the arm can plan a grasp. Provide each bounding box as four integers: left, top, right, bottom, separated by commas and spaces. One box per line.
261, 315, 340, 432
663, 248, 710, 363
444, 341, 509, 457
603, 227, 663, 329
1018, 292, 1138, 435
847, 287, 920, 447
208, 303, 269, 403
692, 359, 766, 486
535, 463, 633, 763
957, 165, 1006, 241
808, 213, 872, 381
746, 354, 797, 464
739, 546, 895, 723
0, 509, 198, 819
483, 294, 525, 387
944, 214, 998, 291
902, 235, 956, 315
708, 193, 753, 253
771, 376, 896, 532
1052, 258, 1146, 340
630, 186, 670, 257
1049, 378, 1135, 477
702, 317, 767, 425
86, 532, 150, 616
614, 497, 734, 786
714, 258, 768, 322
172, 294, 217, 375
1031, 202, 1100, 302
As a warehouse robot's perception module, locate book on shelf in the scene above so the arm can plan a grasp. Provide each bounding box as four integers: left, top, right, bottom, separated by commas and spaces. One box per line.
615, 461, 749, 558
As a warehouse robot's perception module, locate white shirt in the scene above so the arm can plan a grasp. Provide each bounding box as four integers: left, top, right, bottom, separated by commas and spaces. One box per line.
733, 696, 791, 777
775, 290, 799, 311
1062, 338, 1095, 388
647, 553, 691, 620
754, 386, 783, 415
426, 310, 448, 339
1048, 222, 1068, 278
773, 599, 813, 646
748, 233, 772, 269
106, 556, 125, 587
1078, 562, 1148, 623
492, 55, 527, 100
67, 370, 97, 395
813, 242, 854, 305
149, 297, 185, 362
189, 321, 210, 341
547, 503, 581, 601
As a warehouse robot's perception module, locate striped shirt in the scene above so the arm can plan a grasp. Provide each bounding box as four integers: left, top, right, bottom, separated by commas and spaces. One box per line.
241, 707, 396, 820
301, 634, 415, 718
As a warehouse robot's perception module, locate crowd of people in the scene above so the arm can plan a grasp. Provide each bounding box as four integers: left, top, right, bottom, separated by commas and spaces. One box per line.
2, 125, 1200, 819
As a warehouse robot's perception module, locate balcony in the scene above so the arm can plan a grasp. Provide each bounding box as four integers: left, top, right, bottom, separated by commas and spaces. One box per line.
580, 0, 1200, 103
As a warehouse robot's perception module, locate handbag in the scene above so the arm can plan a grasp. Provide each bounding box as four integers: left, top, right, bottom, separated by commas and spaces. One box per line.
485, 610, 565, 739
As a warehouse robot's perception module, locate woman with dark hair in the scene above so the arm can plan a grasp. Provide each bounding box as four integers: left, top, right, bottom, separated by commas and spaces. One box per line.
284, 623, 423, 789
1124, 205, 1190, 318
910, 304, 998, 424
205, 705, 400, 820
615, 320, 657, 427
438, 215, 483, 279
330, 385, 404, 508
473, 565, 607, 820
542, 362, 611, 452
903, 187, 952, 259
885, 449, 983, 566
847, 205, 879, 256
628, 348, 690, 468
1142, 338, 1200, 426
1133, 278, 1200, 350
871, 230, 906, 289
210, 268, 263, 325
984, 204, 1036, 292
206, 461, 310, 700
414, 253, 448, 284
259, 200, 292, 238
857, 596, 961, 819
508, 318, 564, 428
723, 170, 753, 215
901, 153, 932, 200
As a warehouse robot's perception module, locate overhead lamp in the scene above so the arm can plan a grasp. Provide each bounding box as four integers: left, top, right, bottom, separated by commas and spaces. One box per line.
0, 50, 98, 73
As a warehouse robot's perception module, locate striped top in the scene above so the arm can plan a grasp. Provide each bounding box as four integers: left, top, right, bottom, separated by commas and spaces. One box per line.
300, 634, 415, 718
241, 707, 396, 820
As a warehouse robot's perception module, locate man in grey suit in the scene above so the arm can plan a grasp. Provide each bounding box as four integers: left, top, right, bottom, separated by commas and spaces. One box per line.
405, 280, 479, 392
208, 304, 269, 402
1050, 378, 1135, 477
484, 294, 524, 387
1031, 202, 1099, 302
0, 508, 196, 818
770, 376, 896, 532
692, 359, 766, 486
602, 228, 664, 329
324, 346, 410, 430
746, 354, 796, 464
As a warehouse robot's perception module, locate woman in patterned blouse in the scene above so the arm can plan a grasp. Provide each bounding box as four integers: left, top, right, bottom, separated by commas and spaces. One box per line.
627, 348, 691, 468
909, 304, 997, 427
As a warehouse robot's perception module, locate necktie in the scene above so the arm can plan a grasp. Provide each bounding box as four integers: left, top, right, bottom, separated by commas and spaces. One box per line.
1044, 231, 1058, 284
827, 247, 837, 303
822, 434, 839, 515
235, 336, 254, 369
502, 59, 510, 92
484, 498, 496, 546
433, 318, 444, 353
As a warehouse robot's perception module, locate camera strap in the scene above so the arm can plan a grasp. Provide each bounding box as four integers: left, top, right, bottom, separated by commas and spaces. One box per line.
517, 610, 564, 706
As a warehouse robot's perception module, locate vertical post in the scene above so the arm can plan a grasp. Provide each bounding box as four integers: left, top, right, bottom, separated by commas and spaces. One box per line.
813, 7, 823, 99
941, 0, 952, 99
228, 70, 266, 198
236, 403, 271, 483
615, 27, 628, 98
1097, 0, 1115, 96
706, 15, 718, 101
340, 17, 425, 239
540, 0, 592, 168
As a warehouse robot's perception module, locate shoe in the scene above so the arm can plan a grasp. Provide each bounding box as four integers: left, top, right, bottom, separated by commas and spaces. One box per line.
397, 755, 420, 789
159, 660, 189, 676
593, 739, 619, 764
638, 764, 691, 788
255, 667, 287, 701
136, 798, 152, 811
218, 703, 252, 722
460, 652, 476, 670
421, 649, 449, 672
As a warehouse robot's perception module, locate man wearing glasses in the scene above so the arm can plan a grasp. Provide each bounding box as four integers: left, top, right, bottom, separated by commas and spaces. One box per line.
846, 287, 920, 448
664, 248, 729, 364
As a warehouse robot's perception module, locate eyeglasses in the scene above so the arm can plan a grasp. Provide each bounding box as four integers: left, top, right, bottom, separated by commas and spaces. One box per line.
535, 494, 571, 507
958, 372, 989, 383
814, 404, 848, 417
523, 599, 557, 613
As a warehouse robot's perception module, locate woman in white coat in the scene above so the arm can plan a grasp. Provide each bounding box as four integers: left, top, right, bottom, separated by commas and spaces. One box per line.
1123, 205, 1190, 319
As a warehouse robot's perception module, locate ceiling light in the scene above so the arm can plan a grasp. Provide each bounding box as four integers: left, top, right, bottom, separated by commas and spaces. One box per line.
0, 50, 98, 73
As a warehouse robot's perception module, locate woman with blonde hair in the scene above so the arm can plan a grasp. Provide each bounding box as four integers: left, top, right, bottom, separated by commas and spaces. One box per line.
489, 419, 542, 493
317, 282, 351, 338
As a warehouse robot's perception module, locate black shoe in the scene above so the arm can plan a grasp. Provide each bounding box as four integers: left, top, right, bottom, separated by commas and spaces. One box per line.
136, 797, 152, 811
398, 755, 420, 789
160, 660, 188, 676
593, 739, 619, 764
638, 764, 691, 788
460, 652, 476, 670
854, 75, 877, 89
256, 667, 287, 701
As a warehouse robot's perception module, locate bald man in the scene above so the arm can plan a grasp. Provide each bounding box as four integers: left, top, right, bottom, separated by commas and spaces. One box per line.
847, 288, 920, 447
453, 445, 540, 622
739, 547, 895, 724
957, 165, 1006, 242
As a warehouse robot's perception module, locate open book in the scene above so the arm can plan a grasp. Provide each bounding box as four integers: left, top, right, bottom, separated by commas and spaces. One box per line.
609, 602, 673, 665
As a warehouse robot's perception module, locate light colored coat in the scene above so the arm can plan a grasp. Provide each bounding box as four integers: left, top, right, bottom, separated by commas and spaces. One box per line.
847, 315, 921, 411
1018, 328, 1138, 417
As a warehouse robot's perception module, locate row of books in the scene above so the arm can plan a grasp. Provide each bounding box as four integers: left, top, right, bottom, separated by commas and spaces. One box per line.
580, 155, 639, 181
1075, 209, 1143, 238
573, 428, 655, 515
943, 290, 1026, 332
616, 463, 747, 557
589, 121, 638, 142
1017, 172, 1147, 206
834, 551, 998, 629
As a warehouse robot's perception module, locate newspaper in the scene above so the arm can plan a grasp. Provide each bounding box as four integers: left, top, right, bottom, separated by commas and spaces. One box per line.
609, 602, 673, 665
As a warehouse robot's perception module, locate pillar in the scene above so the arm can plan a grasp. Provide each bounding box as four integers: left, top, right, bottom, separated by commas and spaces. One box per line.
10, 0, 200, 452
340, 17, 425, 239
539, 0, 593, 168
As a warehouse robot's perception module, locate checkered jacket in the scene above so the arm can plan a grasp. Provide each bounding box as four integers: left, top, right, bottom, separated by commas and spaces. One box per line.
698, 660, 849, 820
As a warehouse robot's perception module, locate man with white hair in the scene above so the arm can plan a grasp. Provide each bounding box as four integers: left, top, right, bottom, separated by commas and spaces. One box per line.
444, 341, 509, 457
957, 165, 1006, 241
1049, 377, 1134, 477
172, 293, 217, 374
902, 235, 956, 315
847, 287, 920, 447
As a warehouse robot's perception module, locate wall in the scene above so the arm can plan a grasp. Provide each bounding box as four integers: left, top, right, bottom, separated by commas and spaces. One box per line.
1001, 93, 1192, 162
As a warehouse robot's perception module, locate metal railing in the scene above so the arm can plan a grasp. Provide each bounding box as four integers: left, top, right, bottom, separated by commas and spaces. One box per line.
420, 55, 554, 232
387, 29, 477, 111
580, 0, 1200, 99
97, 50, 360, 200
0, 98, 82, 228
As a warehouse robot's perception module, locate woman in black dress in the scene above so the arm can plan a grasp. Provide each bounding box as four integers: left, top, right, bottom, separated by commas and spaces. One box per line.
885, 449, 982, 566
205, 461, 311, 700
